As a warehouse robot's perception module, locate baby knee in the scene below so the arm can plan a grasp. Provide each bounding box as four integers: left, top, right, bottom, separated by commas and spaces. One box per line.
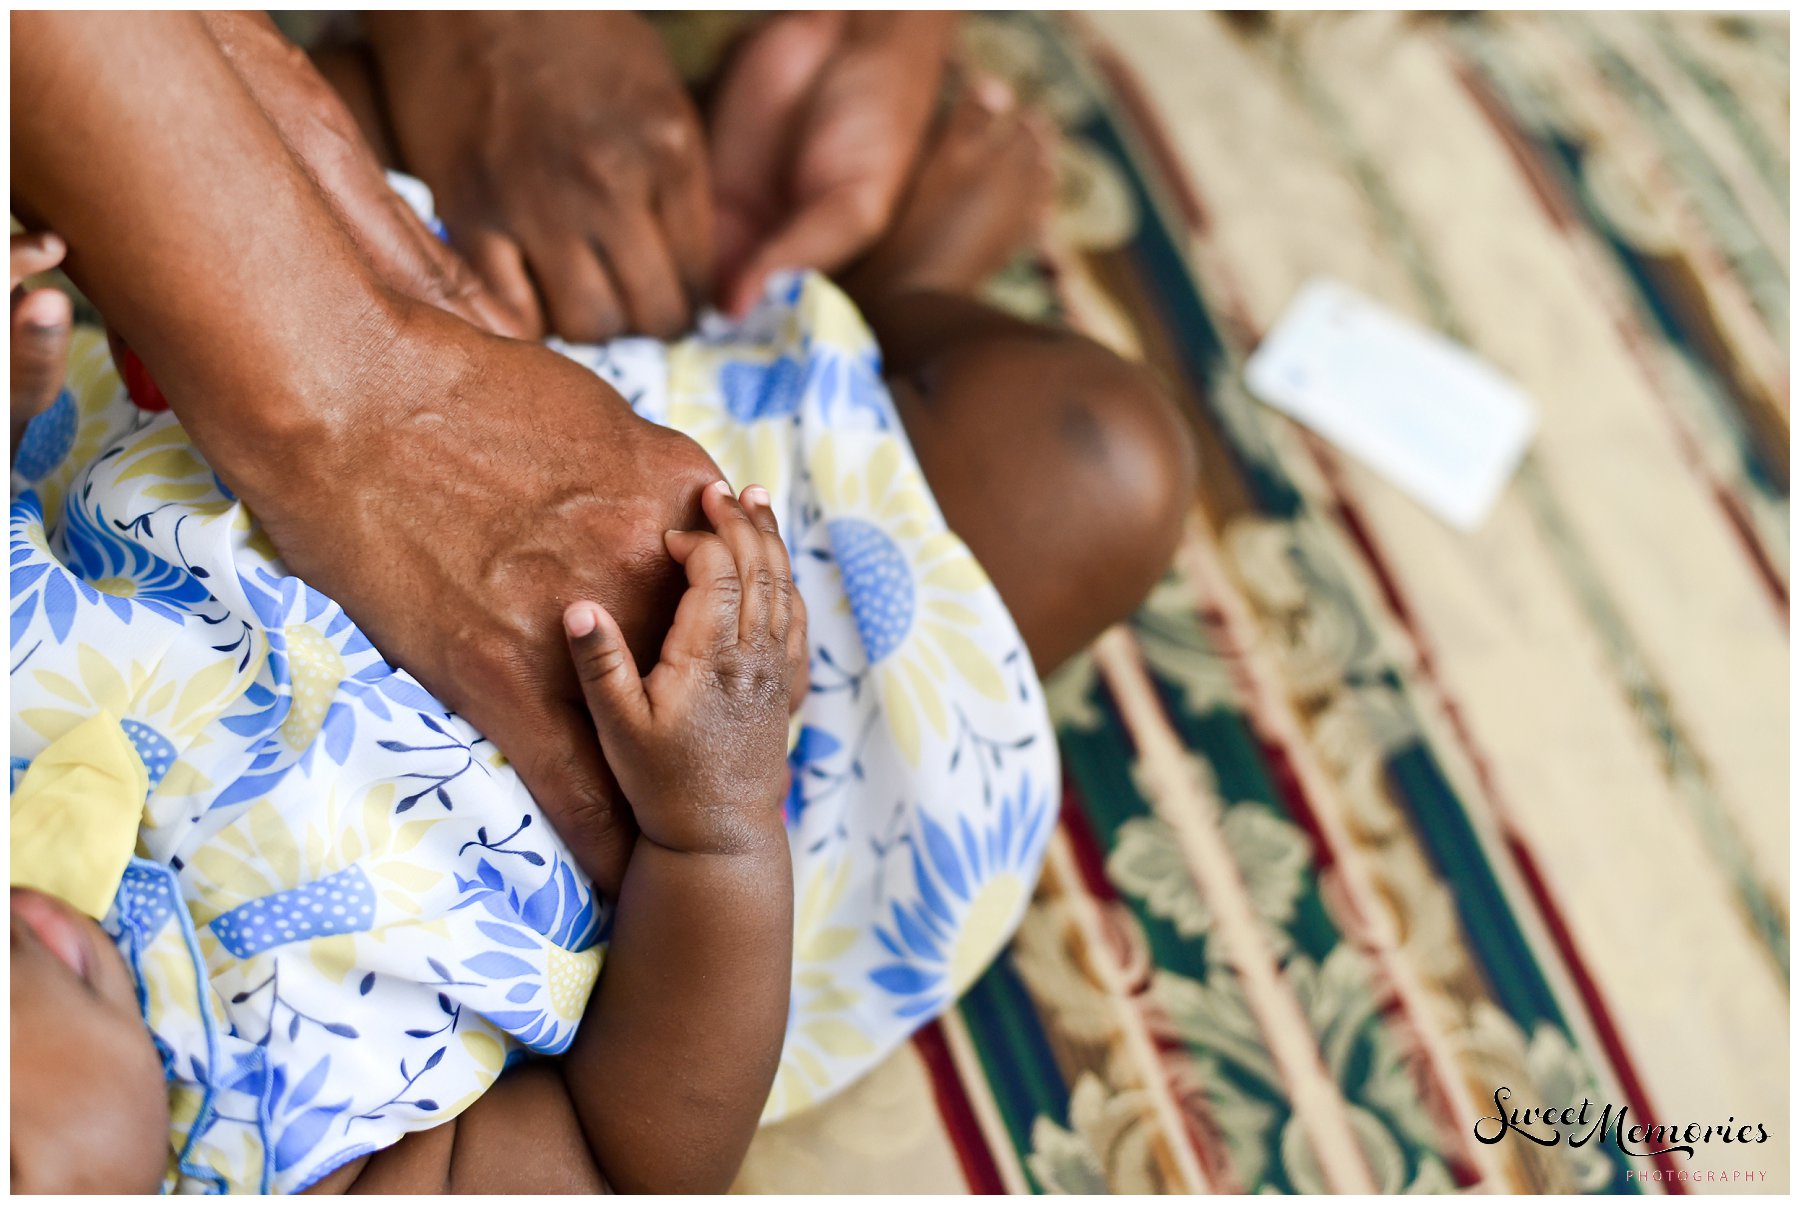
1051, 343, 1197, 583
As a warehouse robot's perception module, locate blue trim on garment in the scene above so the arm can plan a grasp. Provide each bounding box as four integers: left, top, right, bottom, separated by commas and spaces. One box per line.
111, 856, 273, 1194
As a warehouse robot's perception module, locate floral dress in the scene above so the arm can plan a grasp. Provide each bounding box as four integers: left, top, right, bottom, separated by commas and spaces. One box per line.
8, 271, 1057, 1192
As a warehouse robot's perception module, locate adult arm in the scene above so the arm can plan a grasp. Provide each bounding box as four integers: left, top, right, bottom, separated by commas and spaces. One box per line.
200, 10, 520, 336
12, 10, 726, 896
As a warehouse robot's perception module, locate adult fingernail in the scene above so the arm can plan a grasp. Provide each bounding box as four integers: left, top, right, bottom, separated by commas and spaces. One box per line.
565, 604, 598, 638
744, 485, 771, 506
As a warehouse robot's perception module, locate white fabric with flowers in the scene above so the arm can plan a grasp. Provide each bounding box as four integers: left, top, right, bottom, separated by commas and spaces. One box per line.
8, 267, 1056, 1192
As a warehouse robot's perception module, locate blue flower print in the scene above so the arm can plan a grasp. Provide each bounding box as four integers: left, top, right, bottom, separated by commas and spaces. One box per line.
721, 355, 808, 422
13, 389, 77, 480
60, 491, 214, 624
827, 518, 915, 662
869, 774, 1054, 1018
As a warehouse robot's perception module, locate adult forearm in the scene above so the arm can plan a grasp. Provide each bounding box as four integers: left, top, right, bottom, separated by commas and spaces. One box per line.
10, 11, 397, 488
562, 829, 793, 1193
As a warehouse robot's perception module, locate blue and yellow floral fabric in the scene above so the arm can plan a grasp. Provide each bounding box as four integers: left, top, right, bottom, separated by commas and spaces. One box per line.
9, 270, 1056, 1191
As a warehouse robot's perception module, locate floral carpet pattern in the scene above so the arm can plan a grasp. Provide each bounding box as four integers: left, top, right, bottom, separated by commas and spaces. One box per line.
719, 12, 1788, 1195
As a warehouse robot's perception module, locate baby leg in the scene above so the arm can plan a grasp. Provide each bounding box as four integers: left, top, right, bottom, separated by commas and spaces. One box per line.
846, 83, 1198, 673
868, 292, 1197, 673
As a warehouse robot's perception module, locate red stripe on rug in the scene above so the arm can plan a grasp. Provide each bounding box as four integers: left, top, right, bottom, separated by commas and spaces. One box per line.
1058, 770, 1127, 905
913, 1021, 1009, 1194
1068, 30, 1688, 1185
1322, 440, 1689, 1191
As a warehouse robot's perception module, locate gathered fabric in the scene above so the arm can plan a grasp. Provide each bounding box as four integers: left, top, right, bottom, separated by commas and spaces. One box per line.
9, 265, 1056, 1192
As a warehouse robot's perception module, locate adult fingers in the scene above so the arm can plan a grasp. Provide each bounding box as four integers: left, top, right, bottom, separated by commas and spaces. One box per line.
700, 479, 772, 643
12, 288, 71, 446
411, 211, 531, 338
592, 202, 689, 339
524, 232, 626, 345
722, 182, 888, 317
10, 232, 65, 290
460, 226, 547, 340
651, 115, 716, 308
565, 601, 649, 750
707, 10, 845, 210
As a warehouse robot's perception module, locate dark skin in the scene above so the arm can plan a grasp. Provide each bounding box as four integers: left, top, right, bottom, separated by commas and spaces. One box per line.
364, 11, 714, 342
707, 11, 959, 316
10, 231, 69, 454
8, 484, 796, 1195
10, 888, 170, 1195
320, 42, 1198, 674
361, 11, 956, 331
200, 11, 522, 339
9, 23, 1198, 1194
11, 10, 733, 898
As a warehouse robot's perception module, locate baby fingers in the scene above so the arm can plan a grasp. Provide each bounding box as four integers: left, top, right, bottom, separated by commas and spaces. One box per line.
738, 484, 794, 645
699, 478, 777, 647
664, 523, 743, 655
564, 600, 649, 749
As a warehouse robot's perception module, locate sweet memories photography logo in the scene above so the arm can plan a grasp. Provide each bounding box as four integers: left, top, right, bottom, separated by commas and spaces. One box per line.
1474, 1085, 1772, 1171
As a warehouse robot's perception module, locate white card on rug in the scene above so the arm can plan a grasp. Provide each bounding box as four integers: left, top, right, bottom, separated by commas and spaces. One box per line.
1244, 278, 1537, 531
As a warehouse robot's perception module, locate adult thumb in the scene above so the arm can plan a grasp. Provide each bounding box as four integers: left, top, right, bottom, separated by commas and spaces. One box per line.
723, 186, 888, 317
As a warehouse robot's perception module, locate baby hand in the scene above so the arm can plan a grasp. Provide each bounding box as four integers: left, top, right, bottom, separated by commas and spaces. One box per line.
564, 480, 795, 856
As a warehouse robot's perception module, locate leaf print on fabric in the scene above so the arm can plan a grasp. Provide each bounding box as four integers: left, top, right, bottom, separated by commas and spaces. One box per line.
1524, 1023, 1617, 1193
1130, 572, 1243, 720
1150, 967, 1281, 1094
1108, 817, 1211, 938
1042, 650, 1107, 734
1169, 1052, 1282, 1190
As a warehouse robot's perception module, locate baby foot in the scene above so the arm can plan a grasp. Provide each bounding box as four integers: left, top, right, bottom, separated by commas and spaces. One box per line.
844, 76, 1056, 304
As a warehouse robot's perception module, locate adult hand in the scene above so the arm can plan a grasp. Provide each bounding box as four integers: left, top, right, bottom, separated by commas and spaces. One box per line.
201, 11, 522, 337
248, 300, 726, 896
366, 12, 713, 342
709, 12, 957, 317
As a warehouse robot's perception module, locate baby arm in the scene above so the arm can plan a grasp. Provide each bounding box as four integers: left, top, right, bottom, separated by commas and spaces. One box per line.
327, 481, 796, 1194
554, 479, 796, 1191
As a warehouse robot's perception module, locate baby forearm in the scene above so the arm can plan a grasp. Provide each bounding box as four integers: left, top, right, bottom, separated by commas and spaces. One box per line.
560, 826, 793, 1193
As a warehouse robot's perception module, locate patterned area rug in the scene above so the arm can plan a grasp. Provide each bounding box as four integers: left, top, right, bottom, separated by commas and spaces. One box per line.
726, 12, 1789, 1194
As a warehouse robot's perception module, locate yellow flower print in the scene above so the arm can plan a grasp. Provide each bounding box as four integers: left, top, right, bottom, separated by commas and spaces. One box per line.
765, 858, 876, 1122
809, 432, 1008, 764
18, 641, 249, 815
12, 329, 136, 518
